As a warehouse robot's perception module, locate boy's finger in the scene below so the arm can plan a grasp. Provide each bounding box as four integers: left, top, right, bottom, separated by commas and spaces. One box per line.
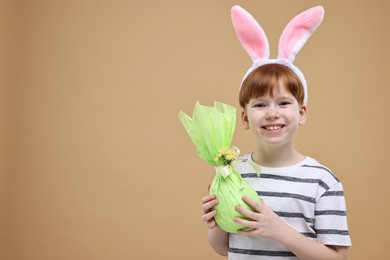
201, 199, 219, 212
201, 210, 217, 222
242, 196, 262, 212
201, 194, 215, 204
234, 216, 257, 229
235, 205, 258, 220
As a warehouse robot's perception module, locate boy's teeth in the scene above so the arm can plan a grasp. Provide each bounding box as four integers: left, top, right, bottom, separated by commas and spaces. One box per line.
266, 126, 281, 130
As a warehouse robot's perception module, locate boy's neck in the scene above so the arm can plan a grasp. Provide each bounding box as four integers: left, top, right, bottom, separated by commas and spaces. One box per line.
251, 144, 305, 168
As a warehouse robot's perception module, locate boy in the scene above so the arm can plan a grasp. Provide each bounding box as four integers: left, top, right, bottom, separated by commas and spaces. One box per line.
201, 6, 351, 259
201, 64, 351, 259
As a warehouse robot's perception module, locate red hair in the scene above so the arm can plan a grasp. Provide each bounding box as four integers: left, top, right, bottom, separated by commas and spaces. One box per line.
239, 63, 305, 108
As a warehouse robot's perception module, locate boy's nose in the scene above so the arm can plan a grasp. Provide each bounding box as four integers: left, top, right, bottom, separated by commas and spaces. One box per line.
265, 107, 280, 120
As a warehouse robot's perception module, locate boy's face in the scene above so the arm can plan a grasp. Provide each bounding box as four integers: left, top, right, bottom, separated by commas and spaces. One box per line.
241, 83, 307, 147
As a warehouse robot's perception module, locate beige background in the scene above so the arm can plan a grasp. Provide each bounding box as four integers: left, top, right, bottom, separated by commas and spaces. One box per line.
2, 0, 390, 259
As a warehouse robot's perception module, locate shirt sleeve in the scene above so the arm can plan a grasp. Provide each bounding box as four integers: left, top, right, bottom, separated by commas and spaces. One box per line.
314, 181, 352, 246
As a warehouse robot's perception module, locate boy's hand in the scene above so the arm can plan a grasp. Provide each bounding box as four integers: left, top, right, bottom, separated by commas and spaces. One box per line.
234, 195, 287, 242
201, 194, 219, 230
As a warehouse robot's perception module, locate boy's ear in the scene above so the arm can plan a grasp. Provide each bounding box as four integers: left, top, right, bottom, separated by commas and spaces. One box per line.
241, 109, 250, 130
299, 105, 308, 126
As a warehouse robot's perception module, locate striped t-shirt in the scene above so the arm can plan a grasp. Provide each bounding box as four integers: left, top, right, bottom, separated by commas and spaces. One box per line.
229, 154, 352, 259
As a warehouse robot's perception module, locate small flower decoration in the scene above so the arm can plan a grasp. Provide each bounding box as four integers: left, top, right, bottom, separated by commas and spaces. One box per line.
214, 146, 239, 166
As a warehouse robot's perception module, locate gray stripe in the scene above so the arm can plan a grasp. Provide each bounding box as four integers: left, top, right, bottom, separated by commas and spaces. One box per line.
322, 190, 344, 196
258, 191, 316, 204
275, 211, 315, 224
318, 180, 330, 190
241, 173, 260, 178
302, 232, 317, 238
229, 247, 295, 257
315, 229, 350, 235
261, 174, 318, 183
301, 164, 339, 182
241, 173, 330, 190
263, 174, 330, 190
315, 210, 346, 216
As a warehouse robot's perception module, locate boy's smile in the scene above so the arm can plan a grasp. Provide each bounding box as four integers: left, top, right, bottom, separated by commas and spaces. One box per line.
262, 124, 285, 134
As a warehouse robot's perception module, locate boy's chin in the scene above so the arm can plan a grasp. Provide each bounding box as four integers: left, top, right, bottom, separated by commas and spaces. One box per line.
257, 137, 291, 146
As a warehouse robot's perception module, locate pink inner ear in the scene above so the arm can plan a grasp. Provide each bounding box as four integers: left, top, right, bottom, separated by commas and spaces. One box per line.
279, 6, 324, 60
231, 6, 269, 62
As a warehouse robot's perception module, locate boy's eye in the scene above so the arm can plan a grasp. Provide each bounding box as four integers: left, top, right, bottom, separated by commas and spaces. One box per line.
253, 103, 266, 108
279, 101, 291, 107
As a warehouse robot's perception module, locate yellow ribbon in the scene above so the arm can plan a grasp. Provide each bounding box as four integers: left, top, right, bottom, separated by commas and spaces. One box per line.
215, 164, 234, 178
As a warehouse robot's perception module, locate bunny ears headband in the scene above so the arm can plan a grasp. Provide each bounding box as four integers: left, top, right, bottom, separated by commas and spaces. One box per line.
231, 5, 325, 104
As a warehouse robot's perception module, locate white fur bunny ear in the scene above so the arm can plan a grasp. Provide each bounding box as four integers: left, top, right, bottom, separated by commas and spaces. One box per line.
231, 5, 269, 63
278, 6, 324, 62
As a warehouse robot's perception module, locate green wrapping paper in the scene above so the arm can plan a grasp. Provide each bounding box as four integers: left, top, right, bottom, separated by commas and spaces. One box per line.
178, 101, 260, 233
